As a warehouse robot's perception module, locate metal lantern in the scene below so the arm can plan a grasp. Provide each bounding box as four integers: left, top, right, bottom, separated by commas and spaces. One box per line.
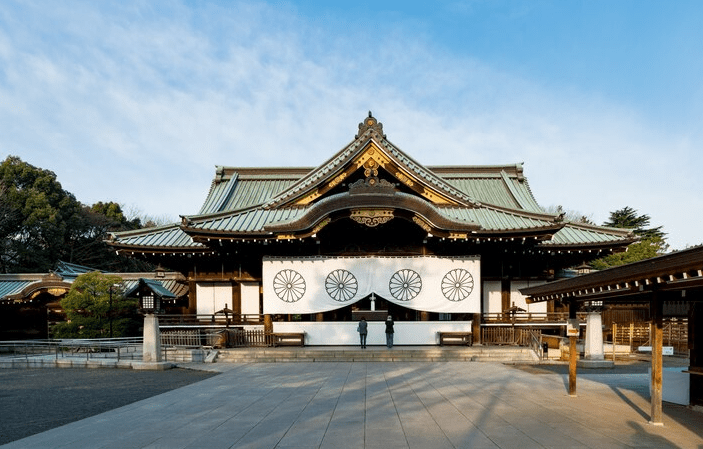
139, 293, 161, 314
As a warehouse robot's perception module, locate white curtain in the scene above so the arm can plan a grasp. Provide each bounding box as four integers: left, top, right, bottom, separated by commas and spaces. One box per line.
263, 256, 480, 314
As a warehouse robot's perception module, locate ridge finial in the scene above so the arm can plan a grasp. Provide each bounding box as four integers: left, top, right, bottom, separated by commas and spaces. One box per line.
356, 112, 385, 139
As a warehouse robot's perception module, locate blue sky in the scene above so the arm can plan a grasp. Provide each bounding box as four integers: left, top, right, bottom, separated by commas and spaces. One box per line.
1, 0, 701, 250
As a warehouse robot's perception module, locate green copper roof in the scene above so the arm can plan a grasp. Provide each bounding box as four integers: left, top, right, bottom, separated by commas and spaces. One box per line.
109, 115, 635, 251
109, 224, 205, 250
541, 223, 635, 247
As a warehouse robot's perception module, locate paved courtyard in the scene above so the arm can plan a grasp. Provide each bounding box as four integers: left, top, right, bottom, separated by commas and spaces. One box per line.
2, 361, 702, 449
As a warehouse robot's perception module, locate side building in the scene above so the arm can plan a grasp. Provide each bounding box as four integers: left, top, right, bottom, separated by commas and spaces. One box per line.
108, 114, 636, 345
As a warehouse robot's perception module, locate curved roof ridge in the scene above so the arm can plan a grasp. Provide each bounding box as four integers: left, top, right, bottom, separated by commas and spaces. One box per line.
262, 137, 364, 208
378, 138, 479, 207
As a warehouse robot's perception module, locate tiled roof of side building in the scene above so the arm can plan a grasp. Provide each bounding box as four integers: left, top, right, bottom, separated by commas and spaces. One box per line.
108, 224, 205, 250
0, 279, 36, 299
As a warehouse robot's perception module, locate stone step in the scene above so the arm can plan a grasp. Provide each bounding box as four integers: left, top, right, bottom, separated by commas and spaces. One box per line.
214, 346, 538, 363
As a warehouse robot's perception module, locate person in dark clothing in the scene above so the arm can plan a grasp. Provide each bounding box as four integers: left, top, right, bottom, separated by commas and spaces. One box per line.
357, 317, 368, 348
385, 315, 394, 348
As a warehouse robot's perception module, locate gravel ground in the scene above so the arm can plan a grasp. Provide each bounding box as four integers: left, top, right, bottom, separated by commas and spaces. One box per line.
0, 367, 217, 445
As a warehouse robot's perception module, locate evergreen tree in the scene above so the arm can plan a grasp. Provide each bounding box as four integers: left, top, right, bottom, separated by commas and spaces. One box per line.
0, 156, 83, 272
52, 272, 140, 338
602, 206, 665, 240
591, 206, 667, 270
0, 156, 154, 273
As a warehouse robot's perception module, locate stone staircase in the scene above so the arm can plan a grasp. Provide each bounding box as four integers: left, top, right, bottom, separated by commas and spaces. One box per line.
214, 345, 538, 363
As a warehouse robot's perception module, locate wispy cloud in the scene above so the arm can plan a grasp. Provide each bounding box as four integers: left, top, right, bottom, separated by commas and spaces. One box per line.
1, 1, 699, 249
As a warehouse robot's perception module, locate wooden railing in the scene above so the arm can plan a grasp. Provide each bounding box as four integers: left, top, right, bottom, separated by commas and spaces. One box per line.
481, 327, 535, 346
161, 328, 273, 348
158, 314, 265, 326
482, 312, 587, 323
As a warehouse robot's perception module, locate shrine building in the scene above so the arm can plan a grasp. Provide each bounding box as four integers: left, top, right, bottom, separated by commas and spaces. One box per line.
108, 113, 636, 345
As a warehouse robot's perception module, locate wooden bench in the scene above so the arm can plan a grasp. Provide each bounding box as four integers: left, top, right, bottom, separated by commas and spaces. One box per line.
272, 332, 305, 347
438, 332, 472, 346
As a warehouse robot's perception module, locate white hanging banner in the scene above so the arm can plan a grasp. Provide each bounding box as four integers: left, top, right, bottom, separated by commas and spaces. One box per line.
262, 256, 480, 314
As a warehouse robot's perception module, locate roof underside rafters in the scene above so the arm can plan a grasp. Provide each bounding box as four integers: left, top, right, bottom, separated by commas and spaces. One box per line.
522, 245, 703, 303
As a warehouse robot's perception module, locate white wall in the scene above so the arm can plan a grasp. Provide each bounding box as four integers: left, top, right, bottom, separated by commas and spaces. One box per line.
196, 282, 232, 315
240, 282, 260, 315
482, 280, 548, 314
483, 281, 502, 314
510, 280, 547, 313
273, 321, 472, 346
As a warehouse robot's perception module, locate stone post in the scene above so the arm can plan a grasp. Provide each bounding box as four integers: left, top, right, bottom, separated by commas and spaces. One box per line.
584, 312, 604, 360
143, 314, 162, 362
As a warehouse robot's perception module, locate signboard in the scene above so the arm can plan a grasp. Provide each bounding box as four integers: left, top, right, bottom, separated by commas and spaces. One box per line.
638, 346, 675, 355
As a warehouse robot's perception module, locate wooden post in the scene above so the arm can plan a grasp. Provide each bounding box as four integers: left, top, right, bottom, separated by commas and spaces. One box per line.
264, 314, 273, 334
472, 313, 481, 345
568, 299, 578, 396
630, 323, 634, 350
612, 323, 617, 361
650, 292, 664, 425
569, 335, 577, 396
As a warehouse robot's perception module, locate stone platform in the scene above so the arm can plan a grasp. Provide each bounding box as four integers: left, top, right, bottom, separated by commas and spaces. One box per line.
215, 345, 539, 363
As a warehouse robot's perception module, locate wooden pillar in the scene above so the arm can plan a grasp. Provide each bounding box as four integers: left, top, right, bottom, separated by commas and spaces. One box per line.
472, 313, 482, 345
650, 292, 664, 425
568, 299, 578, 396
501, 279, 511, 314
264, 314, 273, 334
690, 301, 703, 406
187, 280, 197, 315
231, 282, 241, 316
420, 311, 430, 321
569, 335, 578, 396
316, 313, 324, 322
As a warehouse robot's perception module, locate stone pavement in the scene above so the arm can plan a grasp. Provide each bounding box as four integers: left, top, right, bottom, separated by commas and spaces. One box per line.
2, 361, 702, 449
0, 368, 217, 445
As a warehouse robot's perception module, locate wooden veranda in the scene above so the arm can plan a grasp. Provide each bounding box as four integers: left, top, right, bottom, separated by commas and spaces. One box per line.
520, 245, 703, 425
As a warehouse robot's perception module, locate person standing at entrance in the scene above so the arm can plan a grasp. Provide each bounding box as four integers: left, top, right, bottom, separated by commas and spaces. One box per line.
385, 315, 394, 348
357, 317, 368, 348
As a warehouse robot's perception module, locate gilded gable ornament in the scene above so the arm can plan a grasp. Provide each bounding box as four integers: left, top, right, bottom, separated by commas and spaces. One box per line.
350, 209, 394, 227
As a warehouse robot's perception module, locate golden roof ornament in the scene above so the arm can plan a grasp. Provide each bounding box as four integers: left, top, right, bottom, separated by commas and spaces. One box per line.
356, 111, 385, 139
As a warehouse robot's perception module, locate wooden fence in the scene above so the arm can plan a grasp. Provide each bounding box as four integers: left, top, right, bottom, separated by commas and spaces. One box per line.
161, 329, 273, 348
481, 327, 534, 346
612, 318, 688, 354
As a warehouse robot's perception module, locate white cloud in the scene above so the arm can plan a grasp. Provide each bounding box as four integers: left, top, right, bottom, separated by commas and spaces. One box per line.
1, 1, 699, 250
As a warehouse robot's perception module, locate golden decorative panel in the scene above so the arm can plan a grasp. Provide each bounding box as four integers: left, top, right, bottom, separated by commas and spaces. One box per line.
328, 172, 347, 189
412, 215, 432, 232
395, 171, 414, 187
295, 189, 322, 206
354, 143, 390, 169
422, 187, 452, 205
350, 209, 394, 227
312, 218, 331, 234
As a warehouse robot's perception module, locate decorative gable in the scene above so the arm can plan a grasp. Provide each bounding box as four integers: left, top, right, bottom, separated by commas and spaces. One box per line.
272, 115, 475, 210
